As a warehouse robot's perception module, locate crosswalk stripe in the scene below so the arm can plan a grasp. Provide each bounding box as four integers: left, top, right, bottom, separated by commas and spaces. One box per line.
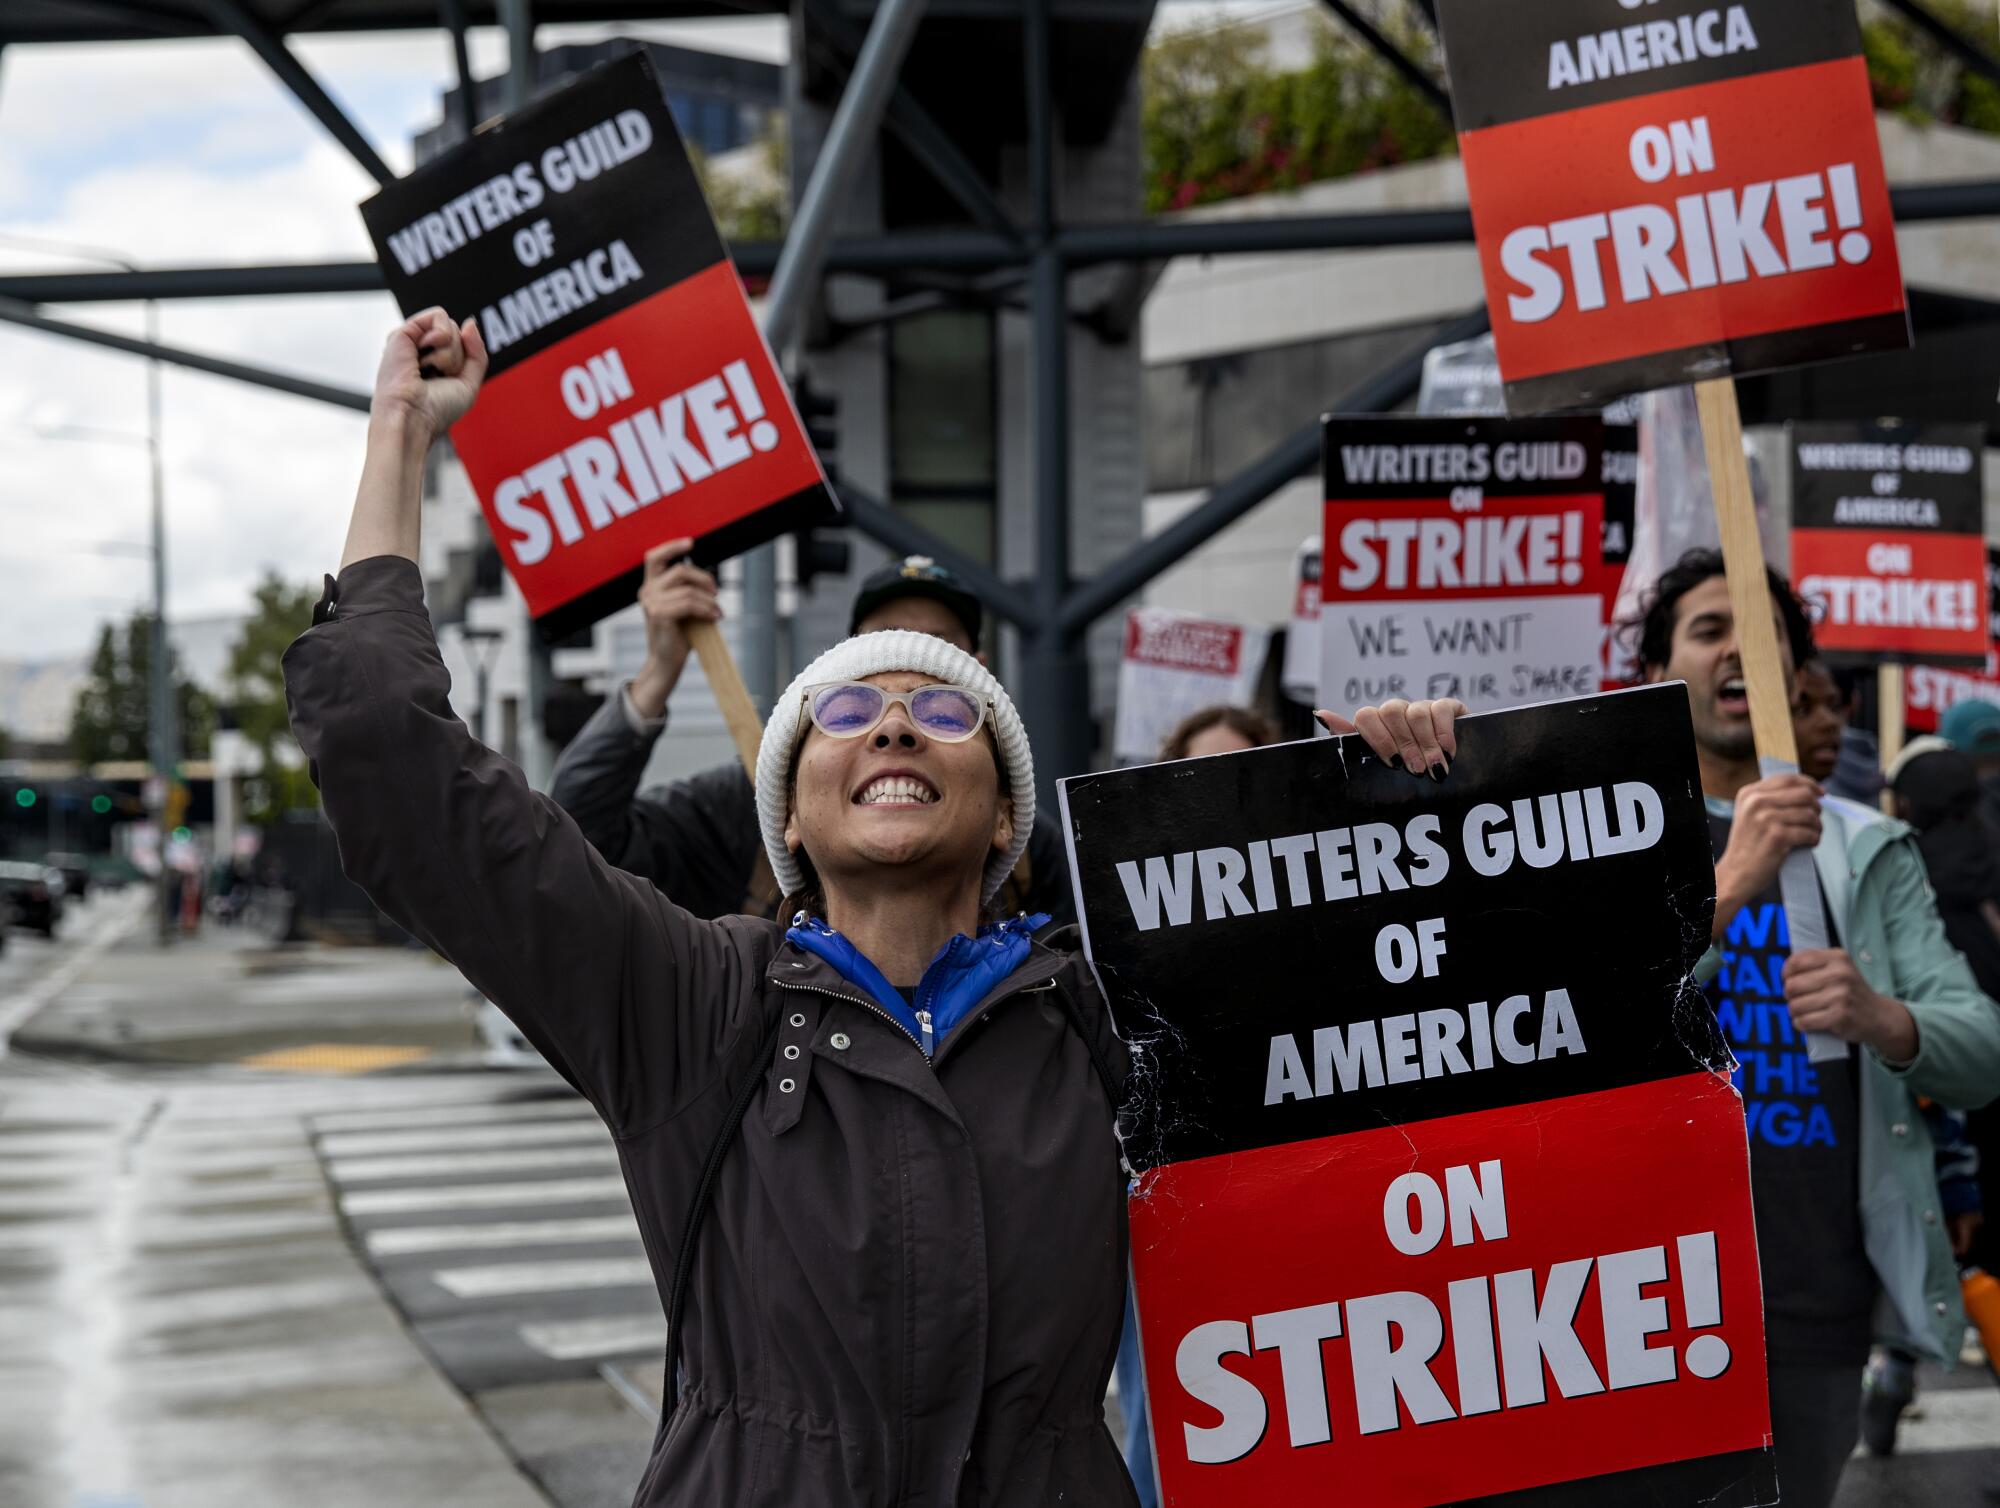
519, 1314, 667, 1362
365, 1215, 639, 1257
339, 1176, 628, 1216
327, 1147, 621, 1183
433, 1257, 654, 1299
310, 1101, 595, 1135
319, 1121, 610, 1158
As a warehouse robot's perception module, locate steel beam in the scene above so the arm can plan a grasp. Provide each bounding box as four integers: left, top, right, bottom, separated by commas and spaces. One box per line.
1877, 0, 2000, 88
0, 298, 372, 412
1056, 306, 1491, 636
6, 174, 2000, 307
190, 0, 395, 184
440, 0, 479, 138
498, 0, 534, 110
1317, 0, 1451, 119
801, 0, 1021, 243
0, 262, 387, 302
835, 485, 1037, 628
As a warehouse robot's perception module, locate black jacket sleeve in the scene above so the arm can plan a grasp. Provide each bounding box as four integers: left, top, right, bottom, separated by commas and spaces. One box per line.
548, 692, 761, 921
282, 555, 770, 1133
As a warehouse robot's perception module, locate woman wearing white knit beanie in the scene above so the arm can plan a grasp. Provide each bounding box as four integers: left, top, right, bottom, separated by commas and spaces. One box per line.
287, 310, 1457, 1508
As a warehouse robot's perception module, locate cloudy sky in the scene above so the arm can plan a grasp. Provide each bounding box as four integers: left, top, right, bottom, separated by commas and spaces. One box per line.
0, 17, 787, 663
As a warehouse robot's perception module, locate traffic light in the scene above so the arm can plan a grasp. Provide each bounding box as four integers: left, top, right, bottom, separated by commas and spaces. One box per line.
793, 371, 839, 479
14, 787, 35, 809
91, 795, 113, 816
790, 371, 848, 593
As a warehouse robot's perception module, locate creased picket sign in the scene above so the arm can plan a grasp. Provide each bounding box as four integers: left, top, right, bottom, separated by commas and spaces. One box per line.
1060, 683, 1777, 1508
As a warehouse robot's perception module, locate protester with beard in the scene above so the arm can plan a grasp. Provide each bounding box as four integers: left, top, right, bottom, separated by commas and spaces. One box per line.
283, 308, 1443, 1507
548, 545, 1075, 925
1634, 548, 2000, 1508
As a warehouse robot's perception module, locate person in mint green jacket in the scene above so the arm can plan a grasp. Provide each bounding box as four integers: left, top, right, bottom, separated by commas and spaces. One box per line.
1633, 549, 2000, 1508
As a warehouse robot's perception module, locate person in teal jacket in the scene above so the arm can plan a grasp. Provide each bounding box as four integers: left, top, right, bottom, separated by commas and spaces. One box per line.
1632, 549, 2000, 1508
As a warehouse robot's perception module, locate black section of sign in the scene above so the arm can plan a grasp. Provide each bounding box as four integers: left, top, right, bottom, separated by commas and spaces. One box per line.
360, 51, 721, 379
1790, 421, 1986, 536
1603, 420, 1637, 567
1321, 415, 1606, 502
1503, 311, 1914, 416
1450, 1447, 1777, 1508
1061, 684, 1718, 1169
528, 480, 833, 643
1435, 0, 1860, 130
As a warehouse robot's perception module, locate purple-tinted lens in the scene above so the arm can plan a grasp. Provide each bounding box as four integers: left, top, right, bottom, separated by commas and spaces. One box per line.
812, 683, 886, 736
910, 687, 982, 740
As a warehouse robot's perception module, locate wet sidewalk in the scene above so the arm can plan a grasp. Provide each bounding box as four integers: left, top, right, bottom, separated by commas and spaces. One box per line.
0, 1064, 553, 1508
9, 901, 484, 1071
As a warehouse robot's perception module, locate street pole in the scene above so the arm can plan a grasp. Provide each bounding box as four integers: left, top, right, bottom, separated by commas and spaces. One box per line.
146, 295, 176, 943
0, 232, 180, 943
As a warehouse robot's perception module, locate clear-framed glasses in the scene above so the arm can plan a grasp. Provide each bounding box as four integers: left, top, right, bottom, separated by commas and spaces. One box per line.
803, 681, 990, 743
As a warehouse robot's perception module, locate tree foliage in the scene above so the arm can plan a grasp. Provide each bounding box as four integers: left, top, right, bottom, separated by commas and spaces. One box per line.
226, 573, 320, 824
1141, 13, 1454, 215
70, 613, 213, 768
1863, 0, 2000, 134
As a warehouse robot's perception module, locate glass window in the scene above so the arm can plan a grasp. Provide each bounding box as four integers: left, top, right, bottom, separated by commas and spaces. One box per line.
889, 309, 997, 566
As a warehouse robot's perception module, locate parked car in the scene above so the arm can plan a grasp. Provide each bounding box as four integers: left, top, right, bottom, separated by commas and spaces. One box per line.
43, 853, 92, 902
0, 862, 63, 936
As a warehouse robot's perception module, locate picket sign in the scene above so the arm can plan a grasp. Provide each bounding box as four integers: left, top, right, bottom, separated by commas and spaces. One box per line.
1693, 378, 1841, 1063
685, 620, 765, 779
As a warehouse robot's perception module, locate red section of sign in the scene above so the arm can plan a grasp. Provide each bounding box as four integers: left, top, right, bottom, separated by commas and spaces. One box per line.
1124, 613, 1245, 675
1906, 660, 2000, 733
1130, 1072, 1769, 1506
1792, 528, 1990, 662
1460, 57, 1903, 386
1324, 494, 1604, 603
451, 260, 825, 620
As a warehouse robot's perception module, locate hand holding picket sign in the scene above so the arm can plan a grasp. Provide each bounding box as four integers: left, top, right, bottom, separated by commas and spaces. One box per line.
629, 537, 723, 720
1316, 697, 1468, 777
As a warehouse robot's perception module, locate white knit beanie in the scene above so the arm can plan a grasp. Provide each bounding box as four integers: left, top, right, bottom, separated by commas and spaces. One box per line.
755, 630, 1036, 906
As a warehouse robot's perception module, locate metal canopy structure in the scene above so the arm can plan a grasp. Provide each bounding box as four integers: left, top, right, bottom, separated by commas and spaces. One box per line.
6, 0, 2000, 794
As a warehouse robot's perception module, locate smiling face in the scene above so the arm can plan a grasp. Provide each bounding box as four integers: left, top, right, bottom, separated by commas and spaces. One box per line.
1646, 573, 1796, 763
783, 670, 1013, 899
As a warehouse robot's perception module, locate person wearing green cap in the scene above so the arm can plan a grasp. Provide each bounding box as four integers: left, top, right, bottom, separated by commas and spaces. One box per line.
1939, 698, 2000, 841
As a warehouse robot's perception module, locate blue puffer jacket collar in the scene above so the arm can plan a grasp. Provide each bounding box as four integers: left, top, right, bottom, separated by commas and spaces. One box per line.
785, 912, 1051, 1058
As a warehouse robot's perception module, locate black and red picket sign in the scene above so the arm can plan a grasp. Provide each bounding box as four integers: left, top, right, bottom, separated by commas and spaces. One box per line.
1436, 0, 1909, 413
1060, 685, 1776, 1507
361, 51, 835, 638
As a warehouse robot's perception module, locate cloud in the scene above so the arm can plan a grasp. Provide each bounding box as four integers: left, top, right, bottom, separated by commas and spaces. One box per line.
0, 16, 789, 674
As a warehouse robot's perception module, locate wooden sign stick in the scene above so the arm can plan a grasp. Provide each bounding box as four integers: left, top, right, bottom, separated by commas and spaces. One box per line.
1693, 377, 1843, 1062
1876, 663, 1904, 815
686, 620, 768, 783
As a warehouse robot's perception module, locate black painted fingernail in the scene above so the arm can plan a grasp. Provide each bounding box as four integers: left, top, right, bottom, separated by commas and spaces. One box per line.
1427, 763, 1444, 783
1385, 753, 1401, 770
1437, 758, 1451, 779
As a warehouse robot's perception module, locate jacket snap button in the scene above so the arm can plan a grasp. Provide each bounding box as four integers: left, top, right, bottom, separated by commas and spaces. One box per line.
830, 1032, 851, 1050
1936, 1301, 1950, 1315
789, 1013, 806, 1028
779, 1077, 797, 1093
783, 1044, 800, 1060
1891, 1123, 1910, 1136
1860, 949, 1874, 963
1923, 1209, 1937, 1225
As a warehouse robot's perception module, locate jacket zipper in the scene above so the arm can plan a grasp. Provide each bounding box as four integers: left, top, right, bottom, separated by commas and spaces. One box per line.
771, 974, 1060, 1063
772, 979, 929, 1059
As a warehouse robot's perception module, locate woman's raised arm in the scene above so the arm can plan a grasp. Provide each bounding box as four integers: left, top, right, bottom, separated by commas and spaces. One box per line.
283, 312, 769, 1134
